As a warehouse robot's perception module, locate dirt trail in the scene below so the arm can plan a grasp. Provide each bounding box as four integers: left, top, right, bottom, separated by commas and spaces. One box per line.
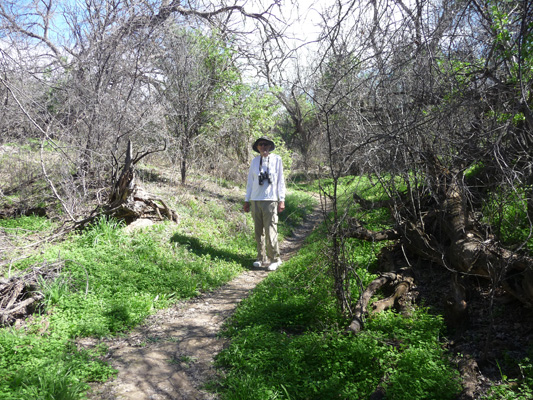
87, 204, 324, 400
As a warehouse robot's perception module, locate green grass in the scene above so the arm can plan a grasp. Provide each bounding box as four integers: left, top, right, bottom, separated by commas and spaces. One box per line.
482, 186, 533, 251
0, 329, 114, 400
279, 187, 317, 238
0, 186, 316, 399
215, 232, 461, 399
0, 215, 55, 232
0, 215, 59, 269
7, 172, 531, 400
214, 177, 462, 400
294, 174, 400, 203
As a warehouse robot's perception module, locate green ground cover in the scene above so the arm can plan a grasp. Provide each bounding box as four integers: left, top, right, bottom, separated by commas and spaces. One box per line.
214, 177, 462, 400
0, 183, 315, 400
2, 174, 531, 399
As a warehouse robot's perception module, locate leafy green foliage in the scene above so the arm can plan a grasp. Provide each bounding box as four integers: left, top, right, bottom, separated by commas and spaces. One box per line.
489, 1, 533, 82
40, 211, 254, 338
483, 358, 533, 400
483, 187, 533, 251
0, 183, 316, 399
0, 215, 54, 232
0, 330, 114, 400
217, 241, 460, 399
216, 178, 461, 400
464, 161, 485, 179
367, 311, 460, 400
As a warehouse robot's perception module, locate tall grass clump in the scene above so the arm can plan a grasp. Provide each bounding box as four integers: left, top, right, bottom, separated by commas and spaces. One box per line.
215, 176, 461, 400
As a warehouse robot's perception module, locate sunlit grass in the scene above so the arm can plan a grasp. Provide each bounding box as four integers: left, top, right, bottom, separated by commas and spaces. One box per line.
482, 186, 533, 251
215, 176, 462, 400
0, 183, 316, 399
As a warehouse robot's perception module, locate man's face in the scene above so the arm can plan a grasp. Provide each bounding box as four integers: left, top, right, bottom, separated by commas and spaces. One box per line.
257, 142, 271, 156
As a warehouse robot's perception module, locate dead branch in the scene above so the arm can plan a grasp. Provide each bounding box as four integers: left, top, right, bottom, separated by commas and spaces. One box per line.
0, 77, 77, 222
343, 218, 400, 241
371, 277, 413, 314
347, 272, 397, 334
458, 357, 479, 399
76, 140, 178, 230
347, 269, 415, 334
0, 260, 64, 326
346, 269, 414, 333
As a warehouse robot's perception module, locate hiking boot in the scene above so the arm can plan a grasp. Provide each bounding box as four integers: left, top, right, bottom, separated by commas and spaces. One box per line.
252, 260, 263, 268
267, 260, 282, 271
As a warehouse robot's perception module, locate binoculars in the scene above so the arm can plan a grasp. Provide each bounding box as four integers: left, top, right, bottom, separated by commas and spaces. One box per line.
258, 171, 272, 185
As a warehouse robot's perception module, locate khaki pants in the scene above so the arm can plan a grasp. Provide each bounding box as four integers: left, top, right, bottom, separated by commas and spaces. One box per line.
250, 200, 280, 263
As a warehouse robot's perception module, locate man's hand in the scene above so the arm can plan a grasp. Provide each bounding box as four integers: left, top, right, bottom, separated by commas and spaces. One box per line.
243, 202, 250, 213
278, 201, 285, 213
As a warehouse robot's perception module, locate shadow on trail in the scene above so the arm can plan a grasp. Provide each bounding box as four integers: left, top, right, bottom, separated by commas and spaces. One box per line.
170, 233, 251, 268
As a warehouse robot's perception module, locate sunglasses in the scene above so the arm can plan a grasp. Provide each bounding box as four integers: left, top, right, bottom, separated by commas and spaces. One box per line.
257, 143, 270, 147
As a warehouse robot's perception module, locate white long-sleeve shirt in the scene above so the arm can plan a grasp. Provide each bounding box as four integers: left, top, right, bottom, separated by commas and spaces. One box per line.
245, 154, 286, 202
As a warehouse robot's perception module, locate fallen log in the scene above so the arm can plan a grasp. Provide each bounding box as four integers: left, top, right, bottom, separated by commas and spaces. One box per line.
344, 157, 533, 338
347, 272, 399, 334
371, 277, 413, 314
458, 357, 479, 399
348, 174, 533, 308
398, 178, 533, 307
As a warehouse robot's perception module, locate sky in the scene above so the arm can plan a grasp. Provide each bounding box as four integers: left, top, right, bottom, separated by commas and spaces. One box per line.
0, 0, 337, 76
240, 0, 336, 74
0, 0, 334, 46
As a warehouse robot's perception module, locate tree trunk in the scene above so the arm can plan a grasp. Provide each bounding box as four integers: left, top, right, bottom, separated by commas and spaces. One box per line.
344, 173, 533, 333
77, 140, 178, 228
180, 134, 191, 184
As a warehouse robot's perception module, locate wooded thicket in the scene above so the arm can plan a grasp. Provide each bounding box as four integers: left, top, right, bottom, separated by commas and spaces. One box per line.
1, 0, 532, 348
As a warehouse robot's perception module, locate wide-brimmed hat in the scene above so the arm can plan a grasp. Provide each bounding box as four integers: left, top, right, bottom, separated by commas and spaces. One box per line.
252, 136, 276, 153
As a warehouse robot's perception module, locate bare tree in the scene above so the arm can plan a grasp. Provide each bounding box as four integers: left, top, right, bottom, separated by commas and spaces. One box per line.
297, 0, 533, 329
0, 0, 282, 220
